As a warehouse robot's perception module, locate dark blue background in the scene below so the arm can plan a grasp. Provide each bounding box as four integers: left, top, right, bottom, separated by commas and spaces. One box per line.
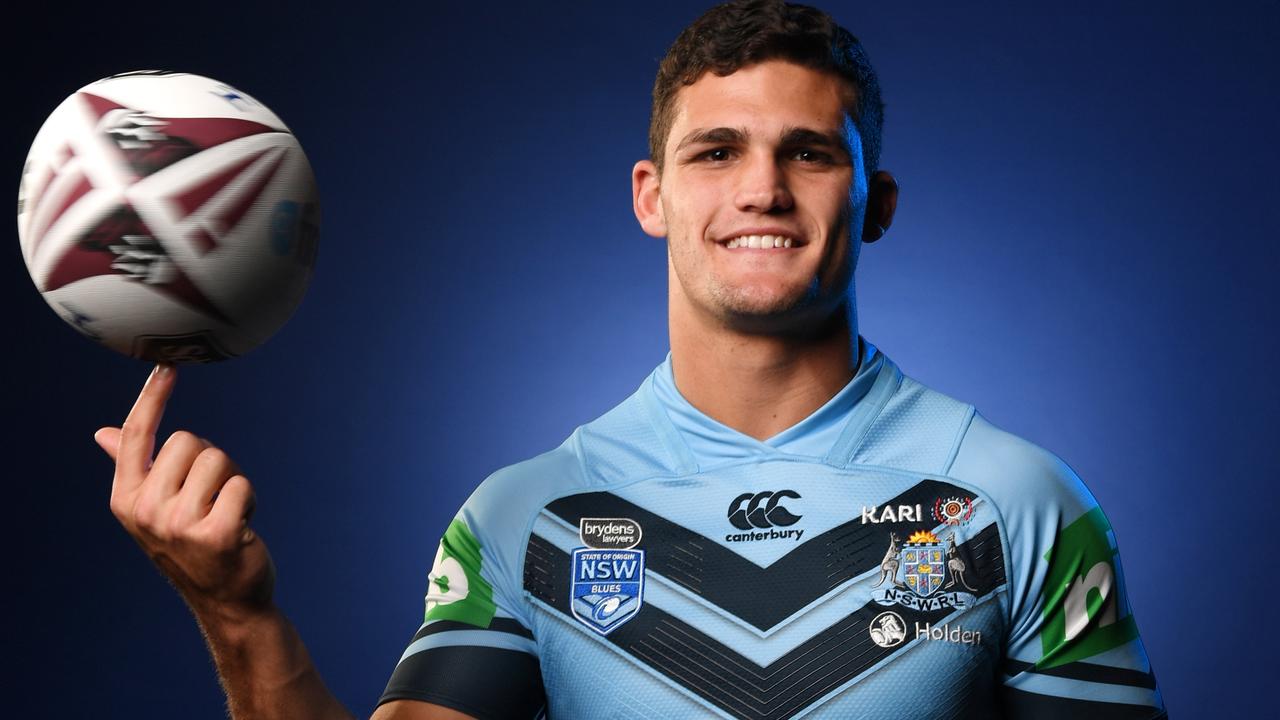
7, 1, 1275, 716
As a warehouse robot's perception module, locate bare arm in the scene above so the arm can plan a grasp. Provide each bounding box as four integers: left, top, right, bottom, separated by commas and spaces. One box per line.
97, 365, 476, 720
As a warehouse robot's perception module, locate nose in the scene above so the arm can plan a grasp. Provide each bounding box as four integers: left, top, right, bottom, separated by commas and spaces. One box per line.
734, 151, 793, 213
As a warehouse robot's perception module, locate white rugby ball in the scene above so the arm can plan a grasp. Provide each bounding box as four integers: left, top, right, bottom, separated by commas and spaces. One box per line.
17, 71, 319, 363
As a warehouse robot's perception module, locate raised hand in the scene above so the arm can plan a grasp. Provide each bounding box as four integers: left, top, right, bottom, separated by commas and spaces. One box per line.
95, 364, 274, 618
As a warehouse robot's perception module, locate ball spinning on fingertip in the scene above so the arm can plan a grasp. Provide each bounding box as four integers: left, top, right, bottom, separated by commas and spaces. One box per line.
18, 70, 319, 364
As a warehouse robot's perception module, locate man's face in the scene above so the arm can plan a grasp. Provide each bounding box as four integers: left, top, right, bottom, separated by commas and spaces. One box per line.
640, 60, 869, 332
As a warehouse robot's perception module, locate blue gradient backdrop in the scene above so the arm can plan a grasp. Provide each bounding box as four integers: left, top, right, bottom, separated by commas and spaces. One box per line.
7, 1, 1276, 716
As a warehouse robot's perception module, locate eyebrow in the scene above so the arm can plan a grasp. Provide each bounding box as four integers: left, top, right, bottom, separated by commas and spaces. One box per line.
674, 126, 749, 153
778, 127, 851, 157
674, 125, 852, 158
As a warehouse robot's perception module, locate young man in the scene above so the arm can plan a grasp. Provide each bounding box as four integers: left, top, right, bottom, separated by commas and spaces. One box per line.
97, 1, 1165, 718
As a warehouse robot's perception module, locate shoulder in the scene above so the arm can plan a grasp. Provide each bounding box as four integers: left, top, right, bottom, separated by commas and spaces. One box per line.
949, 413, 1096, 521
455, 439, 585, 568
853, 362, 1100, 550
459, 372, 680, 550
853, 356, 1093, 515
850, 363, 976, 476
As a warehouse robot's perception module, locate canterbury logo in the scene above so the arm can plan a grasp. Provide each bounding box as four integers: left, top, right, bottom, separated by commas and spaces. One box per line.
727, 490, 802, 530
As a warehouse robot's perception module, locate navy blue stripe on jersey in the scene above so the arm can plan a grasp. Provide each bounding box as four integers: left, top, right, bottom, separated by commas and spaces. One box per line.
379, 645, 546, 718
1001, 687, 1167, 719
1002, 659, 1158, 690
412, 618, 536, 643
525, 531, 1005, 720
543, 480, 986, 630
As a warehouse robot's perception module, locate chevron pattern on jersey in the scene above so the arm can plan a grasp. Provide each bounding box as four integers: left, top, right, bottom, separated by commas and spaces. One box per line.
524, 525, 1006, 720
539, 479, 988, 630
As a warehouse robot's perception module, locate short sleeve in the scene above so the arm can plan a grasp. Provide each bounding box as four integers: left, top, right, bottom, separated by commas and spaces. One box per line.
378, 516, 546, 718
1003, 500, 1167, 718
948, 415, 1165, 717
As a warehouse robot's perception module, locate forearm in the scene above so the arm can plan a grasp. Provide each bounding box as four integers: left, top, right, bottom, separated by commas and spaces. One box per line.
194, 602, 355, 720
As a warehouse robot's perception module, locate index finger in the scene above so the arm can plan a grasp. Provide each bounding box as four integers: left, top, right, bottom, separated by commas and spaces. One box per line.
115, 363, 178, 487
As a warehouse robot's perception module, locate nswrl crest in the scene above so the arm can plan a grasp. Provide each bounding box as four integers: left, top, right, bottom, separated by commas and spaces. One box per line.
872, 530, 977, 612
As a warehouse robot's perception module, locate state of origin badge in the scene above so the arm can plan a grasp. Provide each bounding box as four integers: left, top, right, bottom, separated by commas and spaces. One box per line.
570, 518, 645, 635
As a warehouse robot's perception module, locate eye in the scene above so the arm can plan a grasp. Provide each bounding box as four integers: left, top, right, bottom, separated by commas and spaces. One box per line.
792, 148, 835, 164
697, 147, 735, 162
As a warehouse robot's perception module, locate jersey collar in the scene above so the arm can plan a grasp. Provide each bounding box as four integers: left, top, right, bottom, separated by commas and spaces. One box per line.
645, 339, 890, 472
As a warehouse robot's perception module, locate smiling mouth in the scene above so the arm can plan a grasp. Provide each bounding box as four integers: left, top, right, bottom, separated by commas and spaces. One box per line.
719, 234, 803, 249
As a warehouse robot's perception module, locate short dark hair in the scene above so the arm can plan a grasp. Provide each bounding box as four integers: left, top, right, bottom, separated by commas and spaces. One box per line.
649, 0, 884, 181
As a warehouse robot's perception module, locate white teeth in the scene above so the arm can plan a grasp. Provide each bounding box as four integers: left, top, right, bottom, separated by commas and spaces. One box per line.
723, 234, 796, 248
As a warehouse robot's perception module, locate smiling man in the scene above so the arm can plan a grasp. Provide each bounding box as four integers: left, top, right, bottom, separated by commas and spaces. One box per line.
98, 1, 1165, 719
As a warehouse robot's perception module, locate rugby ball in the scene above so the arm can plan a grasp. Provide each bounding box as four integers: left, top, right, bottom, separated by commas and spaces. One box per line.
17, 71, 319, 363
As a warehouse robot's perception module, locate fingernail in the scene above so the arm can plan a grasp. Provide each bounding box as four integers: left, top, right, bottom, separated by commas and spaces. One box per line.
153, 364, 172, 377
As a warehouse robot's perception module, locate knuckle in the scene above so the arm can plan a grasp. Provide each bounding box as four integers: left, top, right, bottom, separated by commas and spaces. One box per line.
159, 516, 183, 543
132, 498, 159, 529
192, 523, 236, 553
179, 522, 211, 547
166, 430, 198, 448
194, 446, 228, 469
148, 521, 173, 543
120, 421, 145, 440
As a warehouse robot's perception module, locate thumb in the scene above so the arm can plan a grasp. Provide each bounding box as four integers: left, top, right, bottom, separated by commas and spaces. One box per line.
94, 427, 122, 461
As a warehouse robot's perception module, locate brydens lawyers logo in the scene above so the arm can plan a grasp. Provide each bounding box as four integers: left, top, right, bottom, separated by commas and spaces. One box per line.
725, 490, 804, 543
579, 518, 641, 550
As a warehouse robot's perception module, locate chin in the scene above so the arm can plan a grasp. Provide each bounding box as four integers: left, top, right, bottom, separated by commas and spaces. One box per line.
711, 285, 844, 334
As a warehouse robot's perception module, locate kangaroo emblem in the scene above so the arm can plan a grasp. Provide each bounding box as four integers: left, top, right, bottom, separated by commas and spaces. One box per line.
943, 533, 977, 591
872, 532, 904, 588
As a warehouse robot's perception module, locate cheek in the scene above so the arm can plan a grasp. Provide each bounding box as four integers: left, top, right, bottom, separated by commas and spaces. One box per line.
799, 184, 855, 241
664, 192, 713, 243
673, 170, 732, 218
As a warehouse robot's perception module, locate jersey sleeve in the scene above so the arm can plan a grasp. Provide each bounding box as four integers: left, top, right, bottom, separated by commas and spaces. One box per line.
951, 416, 1166, 719
378, 473, 548, 718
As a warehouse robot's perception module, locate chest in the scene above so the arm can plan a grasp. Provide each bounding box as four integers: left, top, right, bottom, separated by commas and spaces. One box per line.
520, 462, 1010, 719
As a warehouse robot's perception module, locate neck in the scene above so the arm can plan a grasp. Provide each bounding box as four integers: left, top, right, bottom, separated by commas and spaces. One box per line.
669, 296, 859, 441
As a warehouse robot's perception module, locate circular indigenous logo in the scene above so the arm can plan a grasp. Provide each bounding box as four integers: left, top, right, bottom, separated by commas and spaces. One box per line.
869, 611, 907, 648
933, 496, 975, 526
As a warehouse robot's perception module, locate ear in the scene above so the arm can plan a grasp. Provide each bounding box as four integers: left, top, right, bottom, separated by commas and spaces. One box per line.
632, 159, 667, 238
861, 170, 899, 243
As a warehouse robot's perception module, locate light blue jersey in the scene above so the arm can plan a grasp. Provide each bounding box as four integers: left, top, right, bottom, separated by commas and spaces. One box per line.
381, 342, 1165, 719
